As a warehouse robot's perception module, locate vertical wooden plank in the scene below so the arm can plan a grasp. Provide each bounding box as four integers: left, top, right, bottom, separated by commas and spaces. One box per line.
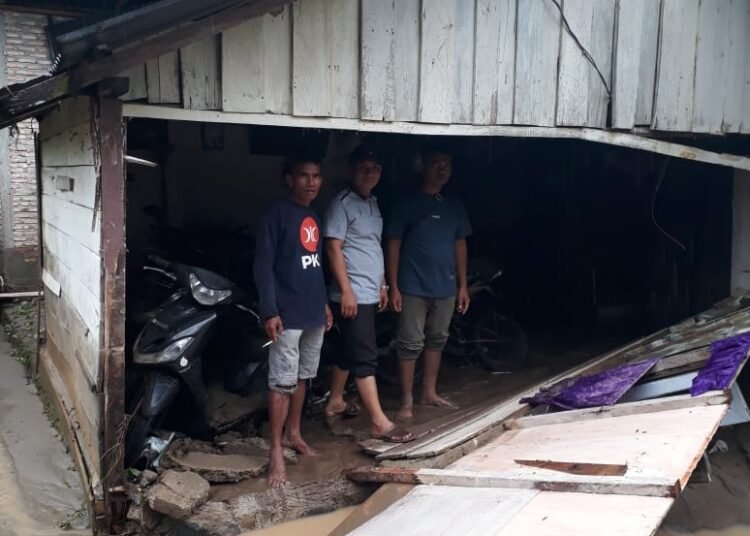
514, 0, 561, 126
419, 0, 456, 123
652, 0, 700, 131
262, 7, 292, 114
634, 0, 660, 125
452, 0, 475, 123
723, 0, 749, 133
692, 0, 731, 133
393, 0, 420, 121
292, 0, 329, 116
119, 64, 147, 101
361, 0, 396, 120
744, 2, 750, 134
557, 0, 614, 127
146, 51, 180, 104
221, 18, 265, 113
586, 0, 615, 127
328, 0, 360, 118
497, 0, 517, 124
180, 35, 221, 110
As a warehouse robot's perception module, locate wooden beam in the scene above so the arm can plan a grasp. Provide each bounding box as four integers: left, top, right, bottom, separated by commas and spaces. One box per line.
122, 105, 750, 172
513, 460, 628, 477
504, 391, 730, 430
644, 347, 710, 380
345, 467, 681, 498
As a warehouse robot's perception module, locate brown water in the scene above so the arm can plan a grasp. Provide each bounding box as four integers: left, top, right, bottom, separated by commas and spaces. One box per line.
242, 507, 355, 536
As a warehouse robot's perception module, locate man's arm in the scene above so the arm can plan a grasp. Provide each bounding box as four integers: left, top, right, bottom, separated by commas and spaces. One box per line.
326, 238, 357, 318
253, 212, 283, 340
455, 238, 469, 314
386, 238, 403, 312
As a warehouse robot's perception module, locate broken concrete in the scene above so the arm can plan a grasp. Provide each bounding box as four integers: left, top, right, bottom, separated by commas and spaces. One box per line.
167, 451, 269, 483
217, 433, 298, 464
177, 501, 242, 536
147, 470, 210, 520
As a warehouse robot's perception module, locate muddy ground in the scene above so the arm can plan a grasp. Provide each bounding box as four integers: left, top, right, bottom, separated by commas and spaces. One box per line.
0, 300, 87, 536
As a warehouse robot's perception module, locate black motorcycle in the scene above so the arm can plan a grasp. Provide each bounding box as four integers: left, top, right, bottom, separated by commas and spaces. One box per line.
125, 257, 266, 468
375, 259, 528, 384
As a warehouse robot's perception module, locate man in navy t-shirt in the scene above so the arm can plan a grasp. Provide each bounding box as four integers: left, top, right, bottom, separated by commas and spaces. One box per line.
386, 146, 472, 421
253, 152, 332, 487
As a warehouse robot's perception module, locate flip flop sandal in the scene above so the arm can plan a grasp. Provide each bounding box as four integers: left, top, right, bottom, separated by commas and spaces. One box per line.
324, 400, 361, 419
371, 424, 415, 443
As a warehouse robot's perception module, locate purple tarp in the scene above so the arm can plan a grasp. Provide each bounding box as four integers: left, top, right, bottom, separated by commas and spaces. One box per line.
690, 331, 750, 396
520, 357, 660, 410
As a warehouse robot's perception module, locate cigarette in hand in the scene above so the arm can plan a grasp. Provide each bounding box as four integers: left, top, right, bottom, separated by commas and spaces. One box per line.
262, 340, 274, 348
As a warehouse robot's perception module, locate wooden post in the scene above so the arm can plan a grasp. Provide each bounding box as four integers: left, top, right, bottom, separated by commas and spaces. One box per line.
98, 95, 127, 532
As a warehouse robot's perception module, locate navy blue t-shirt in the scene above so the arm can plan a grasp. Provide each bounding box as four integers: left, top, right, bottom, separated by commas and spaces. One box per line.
386, 192, 472, 299
253, 198, 327, 329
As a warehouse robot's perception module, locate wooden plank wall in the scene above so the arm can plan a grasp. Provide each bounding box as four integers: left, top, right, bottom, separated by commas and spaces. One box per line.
39, 96, 102, 480
119, 0, 750, 134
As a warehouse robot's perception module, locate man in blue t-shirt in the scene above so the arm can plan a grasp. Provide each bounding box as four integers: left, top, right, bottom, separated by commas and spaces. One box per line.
253, 152, 333, 487
385, 146, 472, 421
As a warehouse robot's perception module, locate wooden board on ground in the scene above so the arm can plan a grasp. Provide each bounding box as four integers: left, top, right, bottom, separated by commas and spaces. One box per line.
347, 485, 673, 536
451, 404, 728, 489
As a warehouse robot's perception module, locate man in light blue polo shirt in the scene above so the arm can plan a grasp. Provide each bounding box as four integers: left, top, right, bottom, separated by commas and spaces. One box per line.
323, 146, 413, 443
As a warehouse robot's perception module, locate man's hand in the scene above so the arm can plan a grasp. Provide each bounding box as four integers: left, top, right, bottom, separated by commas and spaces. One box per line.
325, 304, 334, 331
340, 289, 358, 319
378, 286, 389, 312
456, 287, 470, 315
264, 316, 284, 342
389, 287, 402, 313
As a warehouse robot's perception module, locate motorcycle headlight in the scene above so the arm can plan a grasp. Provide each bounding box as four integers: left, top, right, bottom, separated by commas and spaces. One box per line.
189, 273, 232, 305
135, 337, 193, 364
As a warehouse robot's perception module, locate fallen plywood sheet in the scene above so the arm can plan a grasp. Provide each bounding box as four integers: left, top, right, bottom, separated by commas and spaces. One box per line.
451, 404, 729, 489
347, 486, 673, 536
347, 466, 679, 498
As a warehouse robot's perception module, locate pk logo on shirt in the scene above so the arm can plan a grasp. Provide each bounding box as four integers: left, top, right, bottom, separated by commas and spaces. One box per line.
299, 216, 320, 269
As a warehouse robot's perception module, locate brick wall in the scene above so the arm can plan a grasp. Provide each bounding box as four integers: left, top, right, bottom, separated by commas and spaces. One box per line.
1, 12, 51, 287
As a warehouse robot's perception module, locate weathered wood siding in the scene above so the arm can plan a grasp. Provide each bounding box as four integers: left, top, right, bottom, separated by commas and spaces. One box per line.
39, 96, 102, 487
119, 0, 750, 133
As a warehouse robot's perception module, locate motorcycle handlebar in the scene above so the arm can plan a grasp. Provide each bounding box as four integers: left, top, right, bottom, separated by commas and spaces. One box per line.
147, 254, 170, 269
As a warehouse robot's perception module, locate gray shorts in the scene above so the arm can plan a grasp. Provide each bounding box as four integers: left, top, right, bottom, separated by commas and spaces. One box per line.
268, 326, 325, 394
397, 295, 455, 360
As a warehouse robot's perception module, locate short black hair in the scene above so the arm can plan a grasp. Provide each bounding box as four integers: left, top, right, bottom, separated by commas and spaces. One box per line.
420, 143, 453, 163
348, 145, 383, 166
283, 149, 323, 176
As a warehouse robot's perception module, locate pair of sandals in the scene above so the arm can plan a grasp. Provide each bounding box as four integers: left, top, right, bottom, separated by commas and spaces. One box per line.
325, 401, 415, 443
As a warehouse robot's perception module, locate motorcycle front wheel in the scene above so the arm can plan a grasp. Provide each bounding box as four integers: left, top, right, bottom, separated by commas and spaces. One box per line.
472, 311, 529, 373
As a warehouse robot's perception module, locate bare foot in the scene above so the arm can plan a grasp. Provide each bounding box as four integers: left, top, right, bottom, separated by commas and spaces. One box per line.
420, 394, 459, 409
324, 398, 347, 417
282, 434, 320, 456
394, 405, 413, 422
268, 447, 287, 488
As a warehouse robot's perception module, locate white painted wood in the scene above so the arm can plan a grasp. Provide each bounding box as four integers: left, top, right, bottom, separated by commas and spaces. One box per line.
692, 0, 731, 133
123, 104, 750, 171
557, 0, 615, 127
40, 97, 92, 142
473, 0, 516, 125
222, 18, 265, 113
393, 0, 421, 121
146, 51, 180, 104
652, 0, 700, 131
612, 0, 661, 128
41, 193, 100, 255
328, 0, 360, 118
634, 0, 661, 125
514, 0, 561, 126
181, 35, 221, 110
119, 64, 147, 101
744, 3, 750, 134
419, 0, 456, 124
361, 0, 395, 120
262, 7, 292, 114
42, 222, 101, 299
348, 485, 539, 536
292, 0, 329, 116
723, 0, 750, 133
452, 0, 475, 123
41, 123, 94, 167
42, 269, 61, 297
41, 166, 97, 210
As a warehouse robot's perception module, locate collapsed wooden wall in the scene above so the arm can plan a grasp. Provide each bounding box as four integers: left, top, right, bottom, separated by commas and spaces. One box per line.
38, 96, 103, 495
119, 0, 750, 134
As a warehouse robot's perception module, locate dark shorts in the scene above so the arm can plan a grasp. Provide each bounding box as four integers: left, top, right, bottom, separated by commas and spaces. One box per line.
397, 295, 455, 360
332, 302, 378, 378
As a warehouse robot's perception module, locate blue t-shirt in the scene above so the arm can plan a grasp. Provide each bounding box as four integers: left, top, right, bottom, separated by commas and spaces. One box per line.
386, 192, 472, 299
253, 198, 327, 329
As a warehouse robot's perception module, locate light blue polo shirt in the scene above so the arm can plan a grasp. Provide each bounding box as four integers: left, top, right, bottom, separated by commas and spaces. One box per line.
324, 188, 384, 305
